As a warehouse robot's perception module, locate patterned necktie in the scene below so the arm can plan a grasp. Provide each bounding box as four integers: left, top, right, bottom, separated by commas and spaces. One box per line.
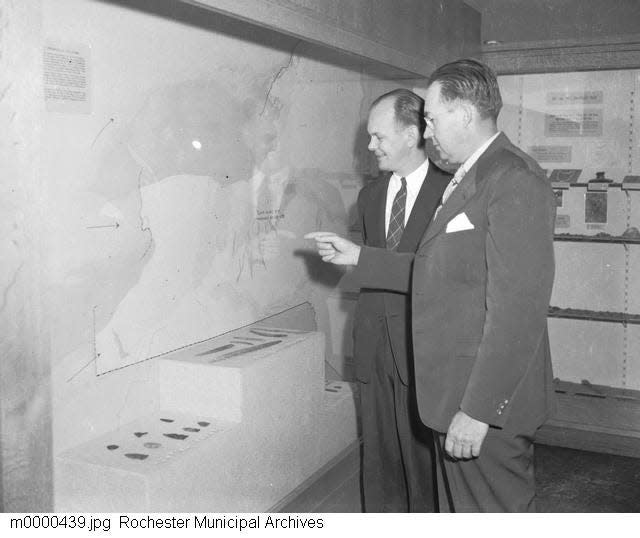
386, 177, 407, 250
433, 166, 466, 220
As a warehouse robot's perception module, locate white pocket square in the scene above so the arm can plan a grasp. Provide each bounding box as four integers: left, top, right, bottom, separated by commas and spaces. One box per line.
446, 212, 475, 233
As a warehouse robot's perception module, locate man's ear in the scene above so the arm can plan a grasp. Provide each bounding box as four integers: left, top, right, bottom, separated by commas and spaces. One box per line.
406, 125, 420, 147
460, 102, 474, 128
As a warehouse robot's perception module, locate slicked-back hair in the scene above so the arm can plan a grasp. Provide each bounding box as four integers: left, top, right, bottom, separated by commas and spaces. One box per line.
370, 88, 426, 148
428, 58, 502, 121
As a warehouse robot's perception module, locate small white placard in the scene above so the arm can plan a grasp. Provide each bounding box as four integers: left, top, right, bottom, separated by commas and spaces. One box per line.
44, 41, 91, 114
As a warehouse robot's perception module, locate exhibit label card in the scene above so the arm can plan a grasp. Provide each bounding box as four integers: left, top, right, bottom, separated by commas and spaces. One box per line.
545, 109, 603, 137
44, 40, 91, 114
546, 90, 603, 106
529, 145, 572, 162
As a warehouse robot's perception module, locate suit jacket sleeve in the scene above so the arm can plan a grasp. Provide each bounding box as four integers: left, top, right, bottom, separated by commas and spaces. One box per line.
350, 185, 414, 292
460, 163, 555, 427
352, 246, 414, 293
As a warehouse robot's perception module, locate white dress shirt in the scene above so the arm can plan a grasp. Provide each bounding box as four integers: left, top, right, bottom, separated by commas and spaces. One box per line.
448, 132, 501, 197
384, 158, 430, 236
432, 132, 501, 221
462, 131, 502, 174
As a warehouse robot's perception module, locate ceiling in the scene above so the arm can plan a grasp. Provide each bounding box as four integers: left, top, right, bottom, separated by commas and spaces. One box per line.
464, 0, 640, 46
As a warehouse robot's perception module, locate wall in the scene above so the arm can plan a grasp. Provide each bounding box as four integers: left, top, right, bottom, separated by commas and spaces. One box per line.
0, 0, 52, 512
472, 0, 640, 75
468, 0, 640, 45
188, 0, 480, 76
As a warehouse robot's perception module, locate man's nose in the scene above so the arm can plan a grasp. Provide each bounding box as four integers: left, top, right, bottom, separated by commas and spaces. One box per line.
423, 124, 434, 140
367, 137, 376, 151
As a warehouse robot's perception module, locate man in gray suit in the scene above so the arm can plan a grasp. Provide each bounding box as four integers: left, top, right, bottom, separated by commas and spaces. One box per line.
350, 89, 450, 512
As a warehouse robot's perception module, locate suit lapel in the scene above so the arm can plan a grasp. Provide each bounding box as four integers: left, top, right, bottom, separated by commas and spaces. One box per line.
423, 168, 477, 243
363, 174, 390, 247
397, 162, 451, 252
422, 133, 510, 245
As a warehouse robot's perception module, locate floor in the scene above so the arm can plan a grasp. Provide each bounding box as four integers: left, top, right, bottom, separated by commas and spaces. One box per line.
535, 444, 640, 512
282, 443, 640, 512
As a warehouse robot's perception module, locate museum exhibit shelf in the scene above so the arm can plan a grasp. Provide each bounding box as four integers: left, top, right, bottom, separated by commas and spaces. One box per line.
553, 182, 625, 188
554, 233, 640, 245
536, 379, 640, 457
551, 179, 640, 190
55, 325, 359, 511
547, 306, 640, 325
541, 182, 640, 456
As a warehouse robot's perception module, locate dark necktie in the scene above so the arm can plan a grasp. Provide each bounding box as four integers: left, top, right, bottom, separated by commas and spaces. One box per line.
386, 177, 407, 250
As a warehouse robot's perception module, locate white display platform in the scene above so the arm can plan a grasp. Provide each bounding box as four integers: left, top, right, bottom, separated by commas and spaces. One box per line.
55, 325, 358, 512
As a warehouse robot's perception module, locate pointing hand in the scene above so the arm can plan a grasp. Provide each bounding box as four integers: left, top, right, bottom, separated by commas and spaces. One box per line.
304, 232, 361, 266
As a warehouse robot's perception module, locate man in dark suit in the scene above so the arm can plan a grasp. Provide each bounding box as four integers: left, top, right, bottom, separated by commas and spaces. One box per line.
306, 60, 556, 512
351, 89, 451, 512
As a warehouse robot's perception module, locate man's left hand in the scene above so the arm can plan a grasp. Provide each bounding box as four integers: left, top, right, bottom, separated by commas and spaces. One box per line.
445, 411, 489, 459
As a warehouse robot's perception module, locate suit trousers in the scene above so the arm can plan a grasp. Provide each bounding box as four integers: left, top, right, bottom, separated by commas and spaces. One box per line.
434, 426, 537, 512
359, 330, 436, 512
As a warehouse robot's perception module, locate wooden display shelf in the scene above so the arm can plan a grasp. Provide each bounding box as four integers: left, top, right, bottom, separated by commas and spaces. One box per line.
548, 306, 640, 325
552, 182, 640, 189
536, 380, 640, 457
554, 233, 640, 245
556, 182, 624, 188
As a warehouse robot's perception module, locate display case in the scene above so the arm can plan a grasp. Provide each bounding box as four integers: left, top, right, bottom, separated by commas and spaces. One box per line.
499, 70, 640, 456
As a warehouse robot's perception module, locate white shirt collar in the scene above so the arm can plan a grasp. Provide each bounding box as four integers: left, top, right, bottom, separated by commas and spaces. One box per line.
457, 131, 501, 177
390, 158, 430, 193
